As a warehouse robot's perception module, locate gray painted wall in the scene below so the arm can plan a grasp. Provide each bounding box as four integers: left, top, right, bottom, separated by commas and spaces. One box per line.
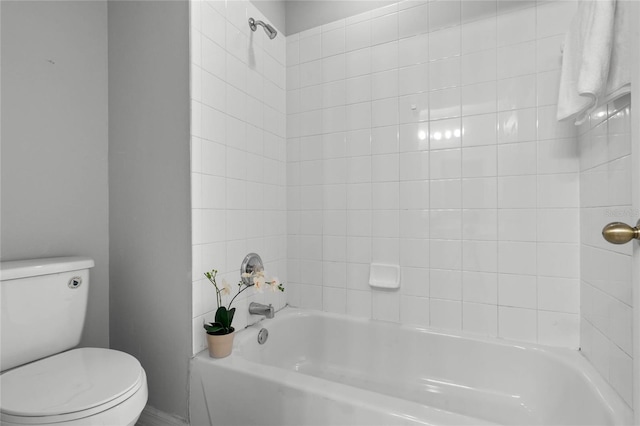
1, 0, 110, 349
108, 0, 192, 420
285, 0, 395, 34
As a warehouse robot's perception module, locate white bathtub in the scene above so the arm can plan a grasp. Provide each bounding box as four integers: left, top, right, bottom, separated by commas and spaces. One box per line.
189, 308, 633, 425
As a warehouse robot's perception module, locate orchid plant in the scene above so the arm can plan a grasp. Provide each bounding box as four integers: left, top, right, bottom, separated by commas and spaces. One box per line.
203, 268, 284, 336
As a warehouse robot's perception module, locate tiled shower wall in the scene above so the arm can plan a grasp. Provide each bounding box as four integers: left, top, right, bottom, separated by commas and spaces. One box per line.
190, 0, 287, 354
286, 0, 583, 347
579, 96, 633, 406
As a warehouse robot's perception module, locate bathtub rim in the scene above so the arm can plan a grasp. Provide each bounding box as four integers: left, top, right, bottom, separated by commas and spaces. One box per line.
196, 306, 634, 425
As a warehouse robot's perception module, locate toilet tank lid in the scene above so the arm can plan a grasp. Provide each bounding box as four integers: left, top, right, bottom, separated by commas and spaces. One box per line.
0, 257, 95, 281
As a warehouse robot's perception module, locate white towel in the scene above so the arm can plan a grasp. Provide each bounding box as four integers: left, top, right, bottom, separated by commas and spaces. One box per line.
557, 0, 631, 124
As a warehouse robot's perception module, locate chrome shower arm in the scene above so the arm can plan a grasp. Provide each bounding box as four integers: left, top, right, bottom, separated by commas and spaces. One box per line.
248, 17, 277, 39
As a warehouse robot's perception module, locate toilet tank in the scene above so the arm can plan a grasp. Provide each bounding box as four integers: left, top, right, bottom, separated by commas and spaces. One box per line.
0, 257, 94, 372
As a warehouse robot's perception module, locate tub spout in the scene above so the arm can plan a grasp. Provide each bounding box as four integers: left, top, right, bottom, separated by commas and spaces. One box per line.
249, 302, 274, 319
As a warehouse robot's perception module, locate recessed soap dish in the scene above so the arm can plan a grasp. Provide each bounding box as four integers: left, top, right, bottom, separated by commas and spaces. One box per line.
368, 263, 400, 290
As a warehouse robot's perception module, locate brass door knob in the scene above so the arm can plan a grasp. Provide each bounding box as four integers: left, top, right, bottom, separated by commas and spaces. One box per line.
602, 221, 640, 244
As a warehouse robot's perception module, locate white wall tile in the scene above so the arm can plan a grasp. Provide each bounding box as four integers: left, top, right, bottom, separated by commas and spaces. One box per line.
323, 286, 347, 313
429, 57, 460, 91
430, 87, 462, 120
461, 0, 496, 23
401, 296, 430, 326
400, 180, 430, 209
498, 273, 536, 308
463, 271, 497, 304
463, 302, 497, 336
463, 209, 497, 240
372, 12, 399, 45
372, 70, 399, 100
461, 81, 497, 116
346, 20, 372, 52
498, 242, 536, 275
538, 277, 579, 313
429, 0, 461, 31
497, 141, 536, 176
399, 92, 429, 123
372, 290, 401, 321
463, 240, 497, 272
399, 33, 429, 66
431, 179, 462, 209
299, 33, 322, 63
430, 148, 461, 179
346, 75, 373, 104
498, 175, 536, 208
498, 306, 536, 343
401, 266, 430, 297
537, 173, 579, 208
280, 0, 584, 351
537, 243, 579, 278
497, 75, 536, 111
462, 145, 496, 177
347, 289, 372, 317
430, 299, 462, 330
429, 240, 462, 270
462, 177, 496, 208
400, 63, 429, 95
429, 27, 461, 61
497, 108, 537, 143
322, 27, 345, 57
496, 41, 535, 79
536, 1, 576, 39
537, 209, 579, 243
461, 18, 496, 54
202, 5, 226, 46
370, 97, 398, 129
430, 118, 462, 150
372, 41, 399, 73
496, 6, 535, 47
400, 151, 429, 181
430, 269, 461, 300
538, 311, 579, 348
322, 54, 346, 82
399, 3, 428, 39
461, 50, 496, 85
462, 114, 496, 147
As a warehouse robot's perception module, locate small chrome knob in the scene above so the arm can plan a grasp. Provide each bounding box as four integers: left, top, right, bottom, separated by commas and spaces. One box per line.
602, 221, 640, 244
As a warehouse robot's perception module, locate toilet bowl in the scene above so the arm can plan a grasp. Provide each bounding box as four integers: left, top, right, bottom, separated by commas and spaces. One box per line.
0, 258, 148, 426
1, 348, 148, 426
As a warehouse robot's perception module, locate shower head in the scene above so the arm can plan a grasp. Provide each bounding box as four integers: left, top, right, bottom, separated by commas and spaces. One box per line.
248, 17, 277, 39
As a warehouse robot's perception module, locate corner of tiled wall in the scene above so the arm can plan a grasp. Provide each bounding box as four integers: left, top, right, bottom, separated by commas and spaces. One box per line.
578, 94, 633, 407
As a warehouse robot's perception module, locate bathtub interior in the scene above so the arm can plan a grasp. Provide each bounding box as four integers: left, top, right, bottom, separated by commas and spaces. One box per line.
230, 310, 630, 426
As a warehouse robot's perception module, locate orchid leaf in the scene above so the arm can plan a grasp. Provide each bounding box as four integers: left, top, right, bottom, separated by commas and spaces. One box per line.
203, 322, 224, 334
215, 306, 230, 328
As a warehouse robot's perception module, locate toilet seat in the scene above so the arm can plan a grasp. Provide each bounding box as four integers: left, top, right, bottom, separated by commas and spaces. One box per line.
1, 348, 145, 425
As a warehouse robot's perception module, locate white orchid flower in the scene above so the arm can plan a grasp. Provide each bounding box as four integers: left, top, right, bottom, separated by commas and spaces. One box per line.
220, 278, 231, 296
253, 275, 265, 292
268, 277, 280, 292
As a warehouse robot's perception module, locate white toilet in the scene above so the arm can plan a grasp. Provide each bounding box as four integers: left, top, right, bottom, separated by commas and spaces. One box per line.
0, 257, 148, 426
